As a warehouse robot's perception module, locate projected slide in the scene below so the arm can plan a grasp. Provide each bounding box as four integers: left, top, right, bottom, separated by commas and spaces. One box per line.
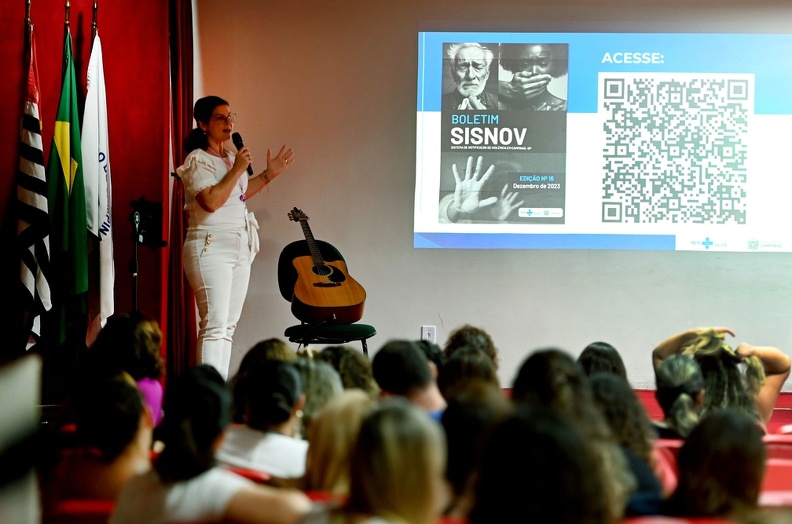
414, 32, 792, 251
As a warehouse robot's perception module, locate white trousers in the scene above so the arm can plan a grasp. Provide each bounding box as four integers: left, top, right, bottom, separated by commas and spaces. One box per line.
183, 228, 251, 380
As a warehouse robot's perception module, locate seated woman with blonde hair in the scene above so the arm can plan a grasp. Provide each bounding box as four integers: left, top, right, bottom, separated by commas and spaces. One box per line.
302, 389, 377, 496
301, 397, 448, 524
652, 327, 790, 431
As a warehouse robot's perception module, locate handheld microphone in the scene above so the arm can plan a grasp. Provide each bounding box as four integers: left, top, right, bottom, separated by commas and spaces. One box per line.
231, 132, 254, 175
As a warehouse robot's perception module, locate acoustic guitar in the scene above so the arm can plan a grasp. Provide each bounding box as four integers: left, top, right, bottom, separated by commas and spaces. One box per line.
283, 208, 366, 324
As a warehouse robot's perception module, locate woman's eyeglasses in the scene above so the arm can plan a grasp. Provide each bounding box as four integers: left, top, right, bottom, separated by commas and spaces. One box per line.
213, 113, 237, 123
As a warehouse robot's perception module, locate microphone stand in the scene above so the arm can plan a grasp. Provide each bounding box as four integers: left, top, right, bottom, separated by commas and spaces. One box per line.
130, 210, 140, 312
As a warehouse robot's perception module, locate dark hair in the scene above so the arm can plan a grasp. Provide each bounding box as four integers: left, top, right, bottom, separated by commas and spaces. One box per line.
469, 406, 613, 524
230, 338, 296, 422
499, 43, 569, 77
510, 348, 633, 519
372, 340, 434, 395
414, 339, 447, 375
589, 372, 654, 465
87, 312, 164, 380
440, 380, 512, 498
239, 360, 303, 431
154, 365, 231, 482
444, 324, 498, 370
578, 342, 627, 380
512, 348, 588, 410
438, 345, 499, 400
667, 408, 766, 518
73, 374, 145, 461
183, 95, 229, 154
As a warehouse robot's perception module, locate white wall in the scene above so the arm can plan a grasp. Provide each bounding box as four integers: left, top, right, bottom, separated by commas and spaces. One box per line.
194, 0, 792, 389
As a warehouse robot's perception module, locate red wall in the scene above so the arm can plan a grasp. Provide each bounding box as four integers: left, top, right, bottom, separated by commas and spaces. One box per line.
0, 2, 171, 370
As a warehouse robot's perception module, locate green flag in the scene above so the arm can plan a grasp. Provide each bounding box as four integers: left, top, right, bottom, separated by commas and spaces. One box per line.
46, 30, 88, 344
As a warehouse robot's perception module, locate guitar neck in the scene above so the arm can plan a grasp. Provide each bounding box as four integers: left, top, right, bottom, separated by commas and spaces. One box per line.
299, 220, 325, 266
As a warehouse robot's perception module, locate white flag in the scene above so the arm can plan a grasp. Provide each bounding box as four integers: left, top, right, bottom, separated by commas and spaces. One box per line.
82, 35, 114, 344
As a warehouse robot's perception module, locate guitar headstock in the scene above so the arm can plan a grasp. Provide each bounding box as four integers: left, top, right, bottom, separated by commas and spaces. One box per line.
288, 207, 309, 223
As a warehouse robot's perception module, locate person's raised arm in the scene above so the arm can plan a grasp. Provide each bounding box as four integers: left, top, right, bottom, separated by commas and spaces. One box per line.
651, 327, 735, 369
737, 343, 791, 427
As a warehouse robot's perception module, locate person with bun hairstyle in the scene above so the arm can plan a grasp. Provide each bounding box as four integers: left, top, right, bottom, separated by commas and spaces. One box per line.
110, 365, 311, 524
653, 354, 704, 439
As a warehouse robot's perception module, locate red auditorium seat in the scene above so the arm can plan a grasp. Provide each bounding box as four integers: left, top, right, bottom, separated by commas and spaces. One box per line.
622, 517, 732, 523
48, 499, 115, 524
223, 465, 273, 484
653, 438, 684, 477
763, 434, 792, 460
762, 458, 792, 491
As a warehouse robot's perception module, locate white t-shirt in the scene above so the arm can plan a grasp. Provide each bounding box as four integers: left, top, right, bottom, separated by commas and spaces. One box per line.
216, 425, 309, 479
109, 467, 251, 524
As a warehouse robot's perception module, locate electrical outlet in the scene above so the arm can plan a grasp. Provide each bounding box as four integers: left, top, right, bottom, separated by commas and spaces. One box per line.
420, 325, 436, 344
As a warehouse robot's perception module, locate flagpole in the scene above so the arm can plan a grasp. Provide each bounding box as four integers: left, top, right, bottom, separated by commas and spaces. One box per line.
91, 0, 98, 41
25, 0, 31, 41
64, 0, 70, 30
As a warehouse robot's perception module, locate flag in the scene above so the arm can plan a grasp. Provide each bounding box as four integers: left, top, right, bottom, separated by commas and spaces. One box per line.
47, 30, 88, 344
17, 25, 51, 350
82, 34, 114, 345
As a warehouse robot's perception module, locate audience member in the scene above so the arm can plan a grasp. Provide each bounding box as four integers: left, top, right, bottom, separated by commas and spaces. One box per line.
440, 379, 512, 519
84, 312, 166, 425
589, 372, 664, 515
511, 348, 634, 521
652, 327, 791, 429
303, 389, 377, 495
41, 374, 153, 517
292, 357, 343, 439
469, 405, 615, 524
230, 338, 297, 423
578, 341, 628, 380
437, 345, 500, 400
111, 365, 311, 524
443, 324, 499, 370
415, 339, 447, 379
218, 360, 308, 480
302, 397, 448, 524
372, 339, 447, 418
316, 345, 380, 398
653, 354, 704, 439
663, 408, 766, 521
295, 345, 321, 359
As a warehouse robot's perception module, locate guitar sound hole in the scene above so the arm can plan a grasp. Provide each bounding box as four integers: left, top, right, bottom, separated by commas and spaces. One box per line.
312, 264, 332, 277
312, 264, 347, 283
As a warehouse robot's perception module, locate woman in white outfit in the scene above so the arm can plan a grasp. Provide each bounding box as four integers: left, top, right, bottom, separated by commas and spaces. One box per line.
177, 96, 295, 379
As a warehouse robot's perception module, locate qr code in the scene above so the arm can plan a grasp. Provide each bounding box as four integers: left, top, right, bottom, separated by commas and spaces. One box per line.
600, 73, 752, 224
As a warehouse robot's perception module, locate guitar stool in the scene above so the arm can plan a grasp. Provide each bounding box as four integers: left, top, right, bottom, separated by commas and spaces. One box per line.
284, 322, 376, 357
